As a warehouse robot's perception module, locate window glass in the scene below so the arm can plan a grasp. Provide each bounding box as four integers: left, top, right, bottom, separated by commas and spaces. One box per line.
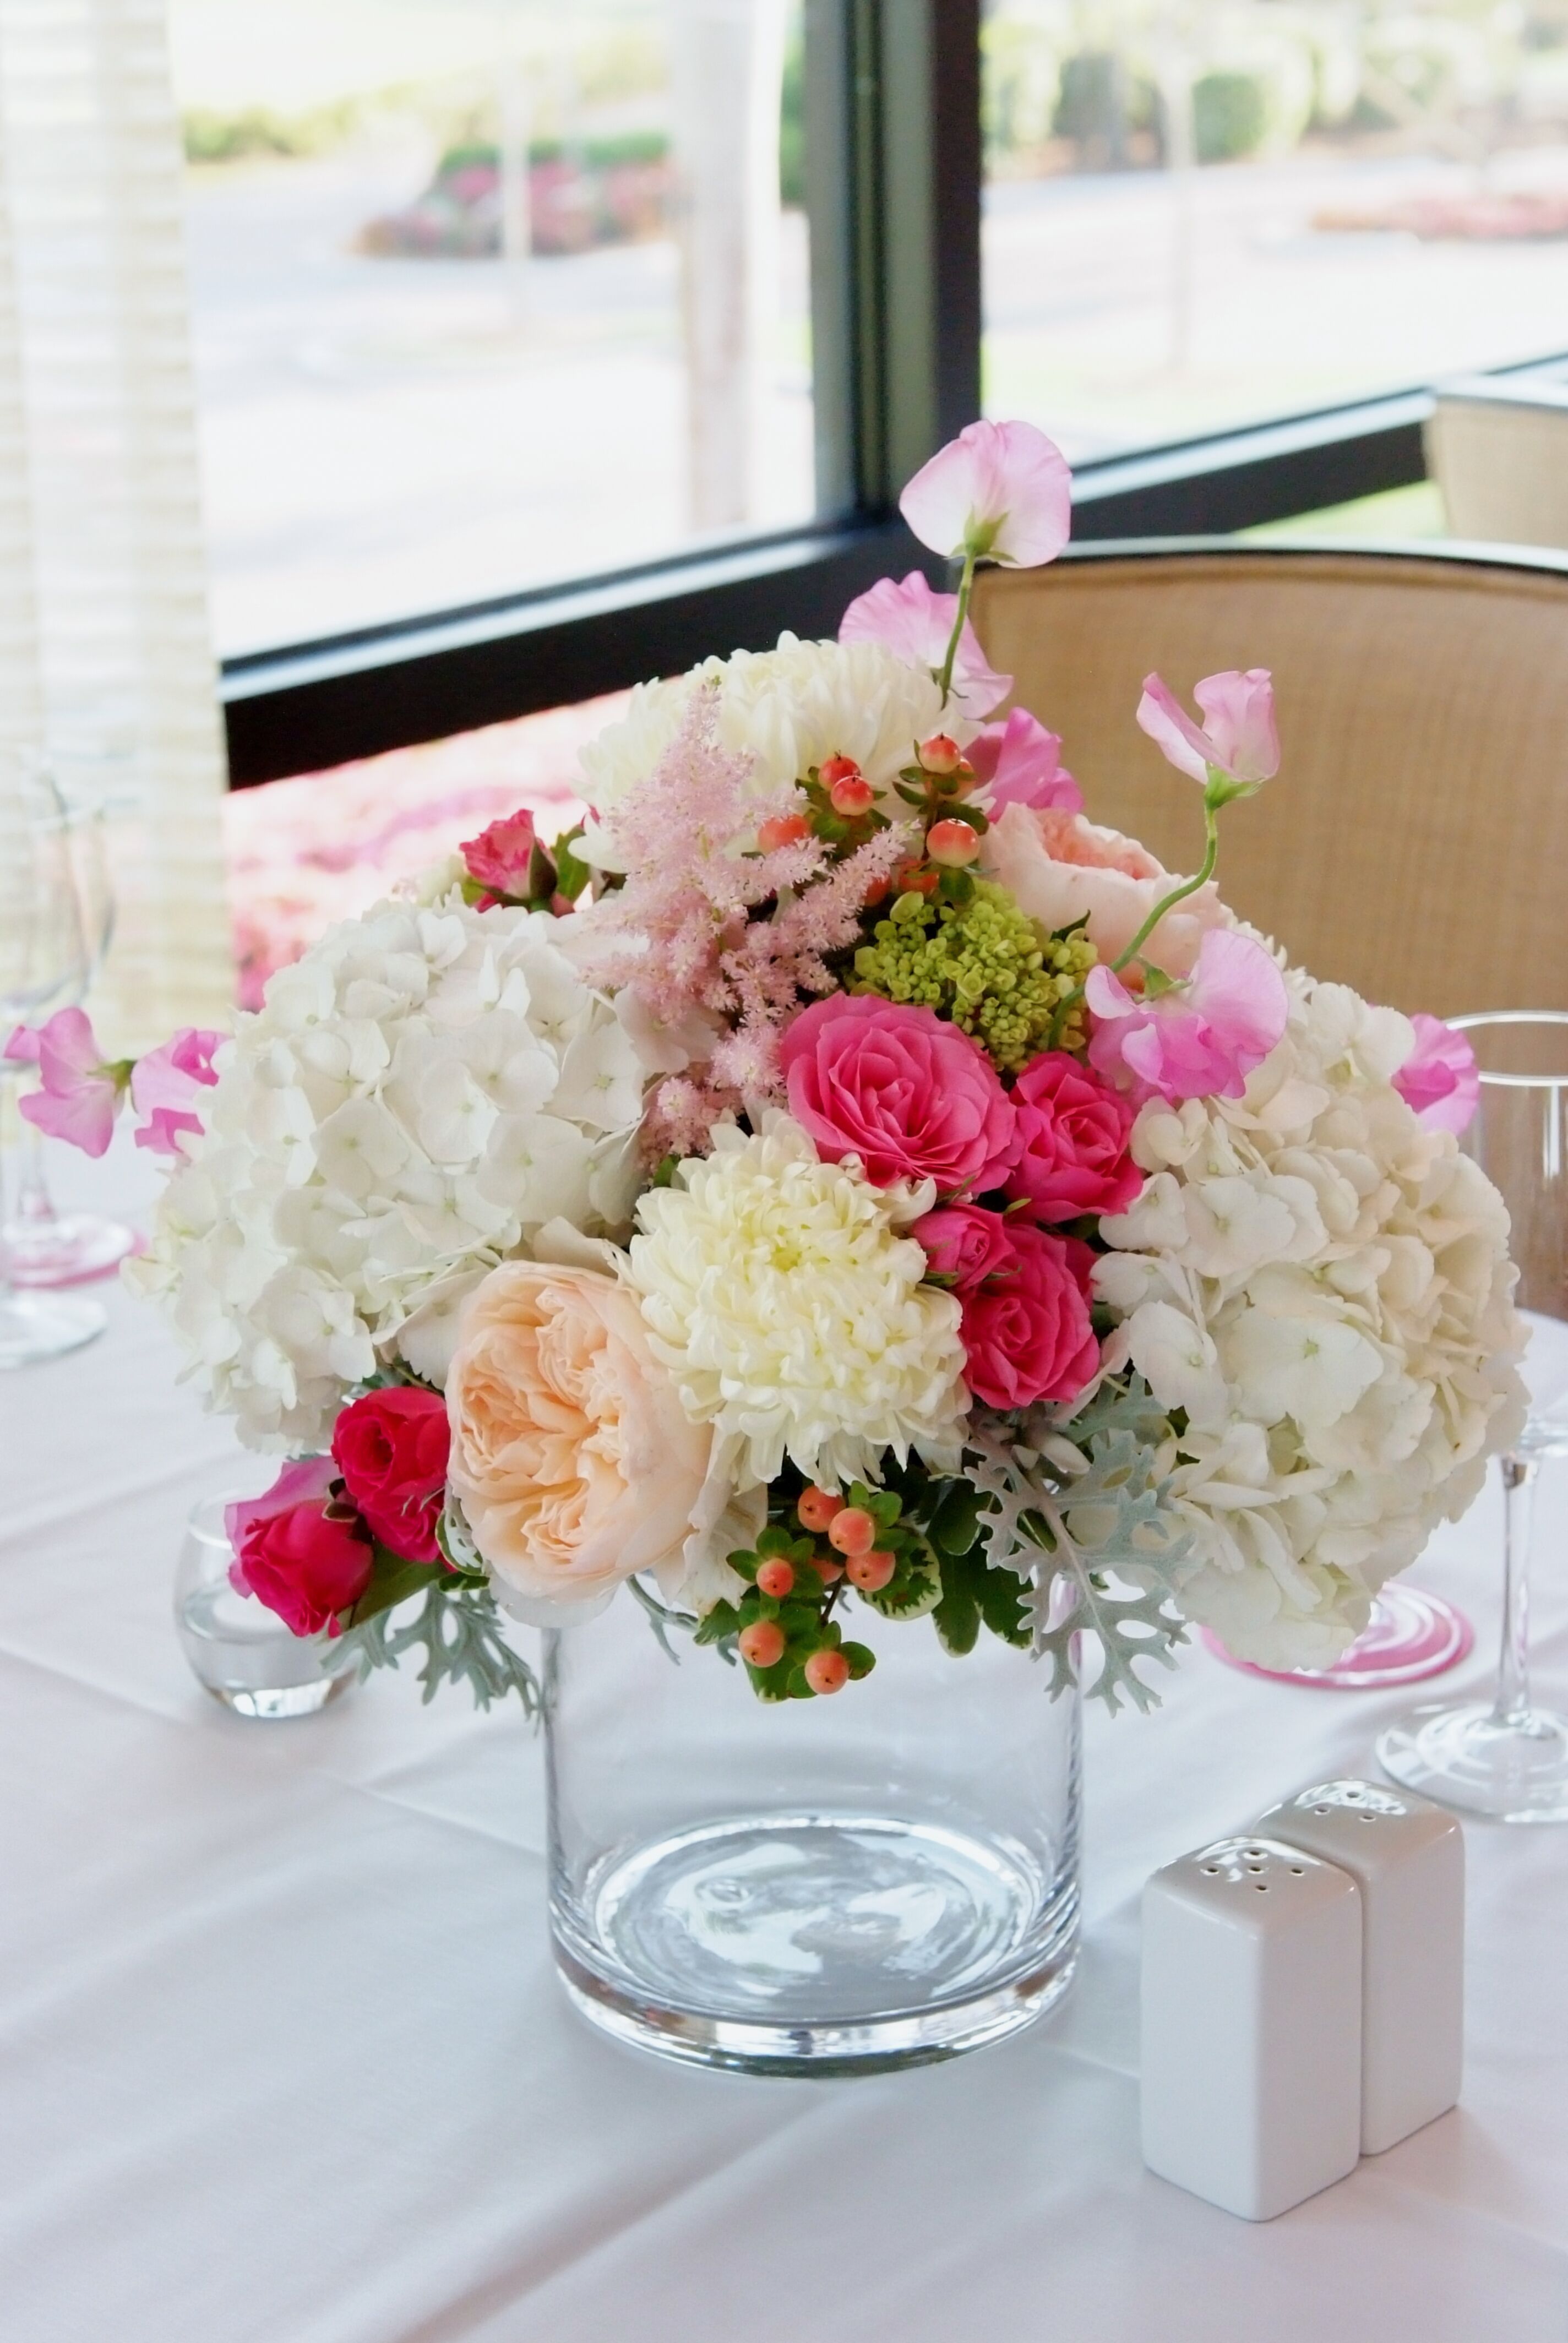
982, 1, 1568, 464
171, 2, 813, 656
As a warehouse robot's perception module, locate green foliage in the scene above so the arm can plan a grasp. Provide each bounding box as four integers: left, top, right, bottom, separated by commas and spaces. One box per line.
1193, 71, 1270, 164
331, 1582, 542, 1717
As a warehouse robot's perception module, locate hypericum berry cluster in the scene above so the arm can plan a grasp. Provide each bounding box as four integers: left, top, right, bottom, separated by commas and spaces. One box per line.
702, 1480, 934, 1700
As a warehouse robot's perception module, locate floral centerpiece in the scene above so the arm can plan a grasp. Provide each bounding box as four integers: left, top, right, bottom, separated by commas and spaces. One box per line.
11, 422, 1522, 1720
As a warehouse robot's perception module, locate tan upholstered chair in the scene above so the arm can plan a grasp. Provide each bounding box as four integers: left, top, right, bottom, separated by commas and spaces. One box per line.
971, 543, 1568, 1018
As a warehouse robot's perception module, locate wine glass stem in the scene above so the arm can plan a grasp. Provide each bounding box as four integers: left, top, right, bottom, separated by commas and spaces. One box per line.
0, 1070, 15, 1304
1494, 1451, 1538, 1727
12, 1116, 56, 1234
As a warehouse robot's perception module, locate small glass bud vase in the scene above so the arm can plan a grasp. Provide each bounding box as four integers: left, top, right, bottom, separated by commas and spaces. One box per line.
545, 1588, 1081, 2075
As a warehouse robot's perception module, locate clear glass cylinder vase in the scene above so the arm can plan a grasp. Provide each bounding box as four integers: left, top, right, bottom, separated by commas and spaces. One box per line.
545, 1589, 1081, 2075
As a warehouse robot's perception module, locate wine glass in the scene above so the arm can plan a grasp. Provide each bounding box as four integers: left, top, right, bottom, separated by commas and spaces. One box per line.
4, 792, 138, 1284
0, 756, 107, 1367
1378, 1012, 1568, 1822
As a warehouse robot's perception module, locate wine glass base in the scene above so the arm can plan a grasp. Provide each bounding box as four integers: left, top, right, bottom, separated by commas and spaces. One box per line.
1378, 1701, 1568, 1823
1201, 1585, 1473, 1690
0, 1288, 106, 1369
4, 1213, 139, 1287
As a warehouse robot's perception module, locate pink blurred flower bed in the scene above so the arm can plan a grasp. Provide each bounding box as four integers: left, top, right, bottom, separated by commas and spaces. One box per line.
222, 695, 624, 1007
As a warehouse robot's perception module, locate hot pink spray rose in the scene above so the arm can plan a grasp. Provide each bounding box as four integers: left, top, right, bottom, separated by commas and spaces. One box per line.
1004, 1049, 1142, 1223
459, 807, 537, 895
911, 1200, 1018, 1290
226, 1458, 374, 1638
1086, 928, 1288, 1106
966, 709, 1083, 816
780, 996, 1019, 1195
129, 1027, 222, 1156
6, 1009, 130, 1158
1137, 669, 1280, 792
838, 571, 1011, 724
331, 1385, 451, 1566
957, 1222, 1099, 1409
1393, 1014, 1480, 1135
900, 419, 1072, 567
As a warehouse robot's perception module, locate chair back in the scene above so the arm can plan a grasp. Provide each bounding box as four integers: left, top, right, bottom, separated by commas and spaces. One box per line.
971, 542, 1568, 1016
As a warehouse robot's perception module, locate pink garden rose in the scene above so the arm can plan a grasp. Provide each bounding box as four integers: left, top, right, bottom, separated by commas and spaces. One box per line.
6, 1008, 129, 1158
1393, 1014, 1480, 1135
1086, 928, 1288, 1106
129, 1027, 222, 1157
1004, 1049, 1142, 1223
900, 419, 1072, 568
967, 709, 1084, 816
911, 1200, 1017, 1290
331, 1385, 451, 1566
226, 1458, 374, 1638
957, 1222, 1099, 1409
1137, 669, 1280, 791
460, 807, 538, 895
780, 996, 1019, 1195
838, 571, 1011, 724
981, 803, 1228, 977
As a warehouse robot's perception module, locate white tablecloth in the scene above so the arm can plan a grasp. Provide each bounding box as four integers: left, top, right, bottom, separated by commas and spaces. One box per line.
4, 1135, 1566, 2343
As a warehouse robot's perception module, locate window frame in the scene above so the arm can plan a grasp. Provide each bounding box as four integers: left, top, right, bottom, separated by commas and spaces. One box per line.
216, 2, 1568, 788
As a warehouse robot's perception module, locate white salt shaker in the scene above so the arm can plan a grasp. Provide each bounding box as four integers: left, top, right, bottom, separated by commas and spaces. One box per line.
1254, 1778, 1463, 2155
1141, 1835, 1362, 2220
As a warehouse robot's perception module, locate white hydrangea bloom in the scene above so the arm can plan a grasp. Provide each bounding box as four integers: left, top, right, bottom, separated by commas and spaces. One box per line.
627, 1113, 967, 1491
578, 633, 952, 855
126, 896, 650, 1451
1090, 969, 1526, 1671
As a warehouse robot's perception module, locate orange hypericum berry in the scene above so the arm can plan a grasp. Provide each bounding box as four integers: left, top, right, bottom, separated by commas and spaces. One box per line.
739, 1620, 787, 1670
797, 1487, 844, 1533
805, 1648, 851, 1695
757, 813, 811, 853
829, 773, 875, 817
755, 1559, 795, 1599
895, 862, 939, 896
814, 1555, 845, 1584
847, 1549, 896, 1593
818, 754, 862, 791
919, 733, 962, 775
827, 1506, 876, 1558
926, 818, 981, 868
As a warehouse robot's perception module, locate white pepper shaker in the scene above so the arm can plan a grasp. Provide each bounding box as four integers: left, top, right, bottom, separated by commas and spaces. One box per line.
1254, 1778, 1463, 2155
1141, 1834, 1363, 2220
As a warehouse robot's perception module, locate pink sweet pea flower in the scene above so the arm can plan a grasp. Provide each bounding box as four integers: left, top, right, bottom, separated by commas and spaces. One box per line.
1137, 670, 1280, 791
7, 1007, 130, 1158
837, 571, 1012, 723
1086, 928, 1288, 1106
130, 1027, 223, 1157
900, 419, 1072, 567
460, 807, 538, 896
1393, 1014, 1480, 1135
967, 709, 1084, 816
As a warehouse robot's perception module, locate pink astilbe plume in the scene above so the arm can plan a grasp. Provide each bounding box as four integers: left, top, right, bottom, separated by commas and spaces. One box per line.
579, 690, 913, 1149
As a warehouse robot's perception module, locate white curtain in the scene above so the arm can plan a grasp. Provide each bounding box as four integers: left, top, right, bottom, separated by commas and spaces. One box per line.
0, 0, 231, 1049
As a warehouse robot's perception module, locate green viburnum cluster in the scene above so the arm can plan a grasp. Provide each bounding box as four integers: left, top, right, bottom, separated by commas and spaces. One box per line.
850, 879, 1096, 1070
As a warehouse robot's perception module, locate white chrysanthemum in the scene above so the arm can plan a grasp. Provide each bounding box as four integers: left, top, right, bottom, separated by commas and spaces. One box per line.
627, 1114, 967, 1491
1090, 970, 1526, 1671
126, 896, 650, 1451
578, 633, 951, 853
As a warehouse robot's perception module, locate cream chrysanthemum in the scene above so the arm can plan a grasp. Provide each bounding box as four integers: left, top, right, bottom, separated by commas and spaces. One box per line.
627, 1114, 967, 1491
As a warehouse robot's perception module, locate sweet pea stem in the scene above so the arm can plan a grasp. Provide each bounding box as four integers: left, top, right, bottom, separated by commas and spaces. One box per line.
937, 550, 979, 704
1108, 792, 1221, 975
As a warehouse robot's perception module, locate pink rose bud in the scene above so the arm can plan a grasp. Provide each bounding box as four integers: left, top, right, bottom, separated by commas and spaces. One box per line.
957, 1224, 1100, 1410
459, 807, 538, 895
225, 1458, 374, 1639
756, 812, 812, 853
900, 418, 1072, 567
1004, 1050, 1143, 1223
330, 1385, 451, 1566
912, 1201, 1017, 1292
919, 733, 963, 776
925, 818, 981, 867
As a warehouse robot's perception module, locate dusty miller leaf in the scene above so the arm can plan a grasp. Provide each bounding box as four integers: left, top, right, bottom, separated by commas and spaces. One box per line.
328, 1582, 543, 1719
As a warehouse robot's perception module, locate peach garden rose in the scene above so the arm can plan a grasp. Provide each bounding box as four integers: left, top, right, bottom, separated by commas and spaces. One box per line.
445, 1259, 714, 1622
